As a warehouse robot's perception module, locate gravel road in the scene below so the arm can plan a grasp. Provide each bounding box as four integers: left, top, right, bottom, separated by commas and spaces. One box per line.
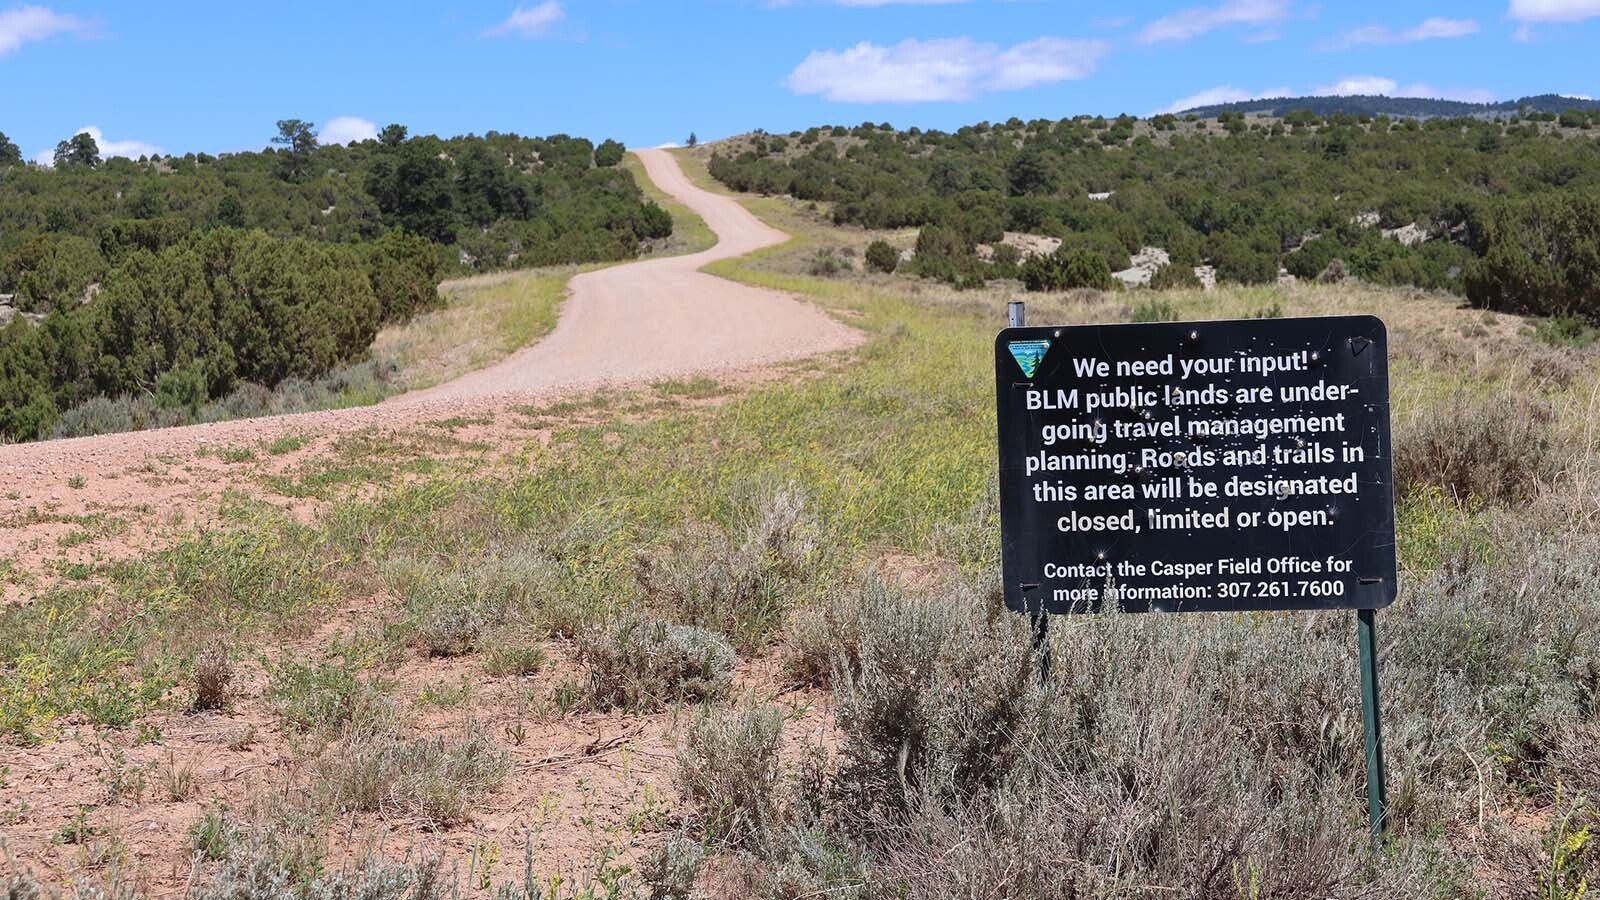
0, 149, 862, 506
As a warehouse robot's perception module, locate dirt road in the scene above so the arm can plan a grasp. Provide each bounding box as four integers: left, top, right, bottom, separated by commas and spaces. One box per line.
0, 149, 861, 569
412, 149, 859, 400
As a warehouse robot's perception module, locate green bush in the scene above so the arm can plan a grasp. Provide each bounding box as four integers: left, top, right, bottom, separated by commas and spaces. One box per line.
1149, 262, 1201, 290
1059, 230, 1131, 272
594, 138, 626, 167
1466, 193, 1600, 322
864, 240, 899, 274
637, 201, 674, 240
1534, 314, 1599, 348
1021, 247, 1113, 292
808, 249, 844, 277
3, 234, 105, 313
364, 230, 442, 323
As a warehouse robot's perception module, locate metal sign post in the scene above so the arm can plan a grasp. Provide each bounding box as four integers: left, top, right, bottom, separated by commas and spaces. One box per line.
994, 305, 1395, 842
1009, 302, 1053, 681
1358, 606, 1388, 841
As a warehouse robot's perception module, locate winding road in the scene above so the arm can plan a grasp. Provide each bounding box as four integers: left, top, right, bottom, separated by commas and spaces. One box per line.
0, 150, 862, 501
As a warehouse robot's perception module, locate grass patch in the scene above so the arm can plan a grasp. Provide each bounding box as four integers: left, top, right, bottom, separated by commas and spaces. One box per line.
265, 433, 309, 455
622, 152, 717, 256
312, 721, 508, 828
372, 267, 578, 392
653, 376, 727, 400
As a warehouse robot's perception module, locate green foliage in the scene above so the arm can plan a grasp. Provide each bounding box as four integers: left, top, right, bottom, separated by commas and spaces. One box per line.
3, 234, 105, 313
637, 201, 673, 241
0, 130, 20, 167
1021, 246, 1113, 292
53, 132, 100, 169
1466, 192, 1600, 322
265, 657, 384, 732
808, 249, 844, 277
271, 118, 318, 180
706, 114, 1600, 310
910, 224, 985, 285
1060, 230, 1131, 271
864, 239, 899, 274
594, 138, 626, 167
364, 230, 443, 323
0, 127, 667, 442
1149, 262, 1202, 290
1534, 314, 1599, 348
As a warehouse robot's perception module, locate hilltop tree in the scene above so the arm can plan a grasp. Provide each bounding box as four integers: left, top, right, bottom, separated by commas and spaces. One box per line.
0, 131, 20, 167
365, 140, 455, 243
594, 138, 625, 167
455, 141, 527, 227
686, 132, 698, 148
53, 132, 100, 169
379, 123, 408, 147
272, 119, 318, 181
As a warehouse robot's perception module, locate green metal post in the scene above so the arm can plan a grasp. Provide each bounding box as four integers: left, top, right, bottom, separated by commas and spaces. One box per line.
1357, 607, 1388, 843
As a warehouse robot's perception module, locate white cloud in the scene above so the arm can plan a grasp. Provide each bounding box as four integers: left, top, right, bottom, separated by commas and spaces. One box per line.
1508, 0, 1600, 22
1138, 0, 1290, 43
785, 36, 1106, 103
1156, 84, 1291, 114
1312, 76, 1494, 103
483, 1, 564, 38
1326, 17, 1477, 49
1398, 84, 1497, 103
32, 126, 162, 167
0, 4, 93, 56
1156, 77, 1498, 117
1314, 75, 1399, 95
320, 116, 378, 145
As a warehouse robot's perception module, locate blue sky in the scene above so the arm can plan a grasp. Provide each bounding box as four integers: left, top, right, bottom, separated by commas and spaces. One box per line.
3, 0, 1597, 162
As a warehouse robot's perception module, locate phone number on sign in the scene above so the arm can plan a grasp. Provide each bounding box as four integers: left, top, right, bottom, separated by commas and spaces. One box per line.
1215, 579, 1347, 600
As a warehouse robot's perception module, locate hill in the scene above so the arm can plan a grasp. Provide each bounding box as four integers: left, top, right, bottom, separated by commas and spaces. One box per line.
0, 127, 674, 443
707, 113, 1600, 324
1180, 92, 1600, 119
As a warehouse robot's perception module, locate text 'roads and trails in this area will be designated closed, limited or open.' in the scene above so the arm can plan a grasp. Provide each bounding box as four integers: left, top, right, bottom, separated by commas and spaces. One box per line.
995, 315, 1397, 615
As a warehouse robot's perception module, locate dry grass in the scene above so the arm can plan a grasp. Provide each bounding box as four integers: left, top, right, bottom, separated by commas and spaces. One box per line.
312, 721, 509, 828
369, 266, 579, 392
577, 616, 736, 712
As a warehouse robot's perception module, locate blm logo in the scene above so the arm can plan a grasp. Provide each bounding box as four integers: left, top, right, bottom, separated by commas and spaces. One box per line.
1007, 340, 1051, 379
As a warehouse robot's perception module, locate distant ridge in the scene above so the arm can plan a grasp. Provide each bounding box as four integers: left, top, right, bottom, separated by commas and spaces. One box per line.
1178, 93, 1600, 119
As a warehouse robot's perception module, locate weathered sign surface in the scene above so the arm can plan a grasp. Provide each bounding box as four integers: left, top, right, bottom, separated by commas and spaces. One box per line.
996, 315, 1396, 614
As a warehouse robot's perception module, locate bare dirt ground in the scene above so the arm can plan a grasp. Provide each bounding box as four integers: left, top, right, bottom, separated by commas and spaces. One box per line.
0, 149, 862, 597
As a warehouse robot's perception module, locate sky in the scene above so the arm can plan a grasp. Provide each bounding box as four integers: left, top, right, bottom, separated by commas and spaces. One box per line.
2, 0, 1598, 163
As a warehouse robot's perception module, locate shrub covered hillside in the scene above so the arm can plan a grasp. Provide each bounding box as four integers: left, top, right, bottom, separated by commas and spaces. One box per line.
0, 124, 671, 442
707, 112, 1600, 317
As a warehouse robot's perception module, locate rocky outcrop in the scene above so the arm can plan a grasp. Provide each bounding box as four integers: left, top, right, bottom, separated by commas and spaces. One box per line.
1113, 247, 1171, 287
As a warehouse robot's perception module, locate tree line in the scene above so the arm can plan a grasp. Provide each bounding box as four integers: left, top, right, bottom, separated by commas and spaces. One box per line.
0, 122, 672, 441
706, 113, 1600, 320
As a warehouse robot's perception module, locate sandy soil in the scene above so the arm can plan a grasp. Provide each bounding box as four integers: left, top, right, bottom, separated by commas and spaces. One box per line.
0, 149, 863, 587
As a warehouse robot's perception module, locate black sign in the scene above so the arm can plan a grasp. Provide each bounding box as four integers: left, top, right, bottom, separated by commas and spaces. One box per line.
996, 315, 1396, 614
